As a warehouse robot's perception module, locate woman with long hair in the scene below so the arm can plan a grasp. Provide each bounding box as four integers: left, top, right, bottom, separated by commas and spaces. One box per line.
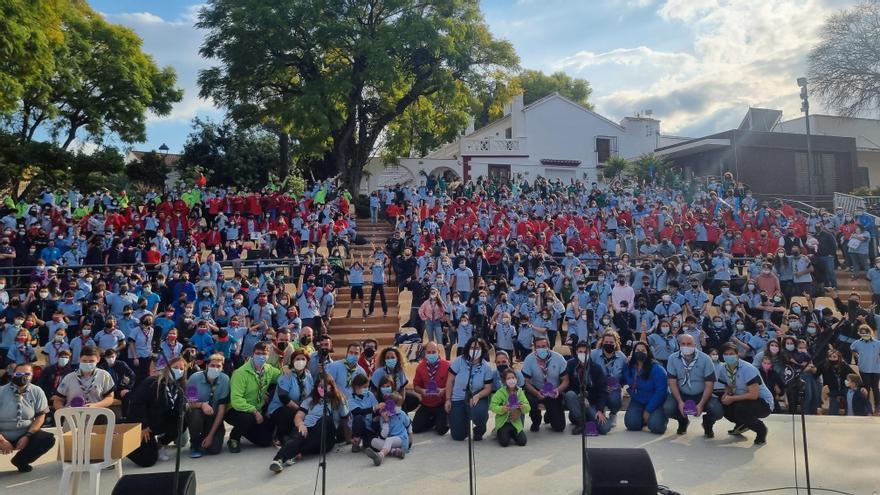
127, 357, 188, 467
269, 374, 350, 474
622, 341, 669, 434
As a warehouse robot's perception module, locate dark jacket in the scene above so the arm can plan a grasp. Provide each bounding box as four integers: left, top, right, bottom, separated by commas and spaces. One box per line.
565, 358, 609, 412
848, 388, 873, 416
99, 360, 137, 395
129, 376, 183, 432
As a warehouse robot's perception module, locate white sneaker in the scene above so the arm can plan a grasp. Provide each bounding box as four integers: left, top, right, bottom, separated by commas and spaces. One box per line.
157, 448, 170, 462
269, 460, 283, 473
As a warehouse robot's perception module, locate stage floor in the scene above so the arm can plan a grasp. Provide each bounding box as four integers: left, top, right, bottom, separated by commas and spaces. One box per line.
2, 415, 877, 495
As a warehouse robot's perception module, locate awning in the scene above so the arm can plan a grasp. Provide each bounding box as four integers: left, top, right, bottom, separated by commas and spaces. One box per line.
655, 138, 730, 159
540, 159, 581, 166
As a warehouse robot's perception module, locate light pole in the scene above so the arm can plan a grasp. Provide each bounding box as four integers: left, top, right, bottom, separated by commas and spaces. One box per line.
797, 77, 816, 205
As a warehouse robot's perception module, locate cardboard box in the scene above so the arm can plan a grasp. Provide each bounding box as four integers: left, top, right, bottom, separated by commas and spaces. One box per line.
59, 423, 142, 462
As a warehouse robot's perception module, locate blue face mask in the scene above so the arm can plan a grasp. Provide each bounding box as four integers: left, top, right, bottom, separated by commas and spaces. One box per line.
252, 355, 268, 367
170, 368, 184, 380
345, 354, 358, 365
723, 355, 738, 366
426, 353, 439, 364
536, 348, 550, 360
385, 358, 398, 368
380, 387, 393, 396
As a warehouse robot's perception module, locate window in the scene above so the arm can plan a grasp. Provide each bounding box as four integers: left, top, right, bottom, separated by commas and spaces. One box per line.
505, 127, 512, 139
595, 137, 616, 164
488, 164, 511, 183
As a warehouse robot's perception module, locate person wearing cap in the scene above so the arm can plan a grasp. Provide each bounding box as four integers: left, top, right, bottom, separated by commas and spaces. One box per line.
0, 363, 55, 473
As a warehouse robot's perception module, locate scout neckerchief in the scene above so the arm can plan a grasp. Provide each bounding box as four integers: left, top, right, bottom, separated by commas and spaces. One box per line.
76, 369, 96, 402
679, 353, 697, 389
293, 369, 306, 402
724, 362, 738, 394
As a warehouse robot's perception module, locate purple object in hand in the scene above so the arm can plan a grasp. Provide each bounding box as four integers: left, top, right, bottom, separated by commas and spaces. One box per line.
584, 421, 599, 437
683, 400, 698, 416
607, 377, 621, 391
508, 392, 520, 408
384, 398, 397, 414
426, 380, 439, 395
541, 381, 557, 398
69, 396, 85, 408
186, 386, 200, 403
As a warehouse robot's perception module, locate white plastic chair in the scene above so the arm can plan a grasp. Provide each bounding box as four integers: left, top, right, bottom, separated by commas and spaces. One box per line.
56, 407, 124, 495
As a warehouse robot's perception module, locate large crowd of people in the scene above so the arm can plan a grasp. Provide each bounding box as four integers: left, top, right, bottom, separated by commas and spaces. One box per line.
1, 171, 879, 476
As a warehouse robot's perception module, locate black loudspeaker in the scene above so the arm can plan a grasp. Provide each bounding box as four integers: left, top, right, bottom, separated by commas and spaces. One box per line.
111, 471, 197, 495
586, 448, 658, 495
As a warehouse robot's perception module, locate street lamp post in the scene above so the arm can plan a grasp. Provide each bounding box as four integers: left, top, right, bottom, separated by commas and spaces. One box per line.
797, 77, 816, 205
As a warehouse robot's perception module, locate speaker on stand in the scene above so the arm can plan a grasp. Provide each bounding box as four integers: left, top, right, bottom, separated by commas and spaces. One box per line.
585, 448, 658, 495
111, 471, 197, 495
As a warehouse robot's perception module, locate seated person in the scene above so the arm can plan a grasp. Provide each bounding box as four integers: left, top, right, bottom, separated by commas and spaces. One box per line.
0, 364, 56, 473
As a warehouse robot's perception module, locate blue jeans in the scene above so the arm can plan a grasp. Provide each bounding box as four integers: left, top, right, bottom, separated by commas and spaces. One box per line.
449, 398, 489, 441
370, 206, 379, 223
818, 255, 837, 288
606, 388, 622, 415
563, 390, 611, 435
425, 320, 444, 343
624, 401, 668, 434
802, 372, 821, 415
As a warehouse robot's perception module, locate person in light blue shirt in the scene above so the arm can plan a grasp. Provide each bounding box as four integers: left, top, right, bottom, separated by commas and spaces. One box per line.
362, 388, 413, 465
591, 330, 628, 423
494, 313, 516, 356
647, 322, 678, 363
663, 335, 723, 437
717, 343, 772, 445
514, 316, 534, 361
326, 343, 367, 399
444, 337, 493, 441
371, 347, 418, 411
490, 351, 524, 392
653, 295, 682, 320
186, 355, 231, 457
455, 315, 474, 355
268, 350, 314, 445
270, 376, 350, 473
851, 326, 880, 411
521, 336, 569, 432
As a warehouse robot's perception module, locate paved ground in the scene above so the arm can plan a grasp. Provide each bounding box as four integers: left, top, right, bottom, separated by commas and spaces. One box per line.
2, 415, 877, 495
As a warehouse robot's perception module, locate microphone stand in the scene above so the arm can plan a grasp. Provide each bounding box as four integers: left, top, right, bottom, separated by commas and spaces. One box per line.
580, 361, 591, 495
317, 351, 331, 495
173, 384, 188, 495
465, 358, 477, 495
792, 377, 813, 495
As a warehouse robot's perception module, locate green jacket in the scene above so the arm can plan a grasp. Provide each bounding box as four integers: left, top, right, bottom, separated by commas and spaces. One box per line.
229, 360, 281, 413
489, 387, 531, 433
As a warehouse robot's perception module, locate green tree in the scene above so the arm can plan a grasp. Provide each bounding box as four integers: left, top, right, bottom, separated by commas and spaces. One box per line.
627, 153, 678, 186
179, 118, 284, 190
4, 1, 182, 150
0, 0, 64, 113
125, 151, 168, 190
602, 156, 629, 180
197, 0, 518, 192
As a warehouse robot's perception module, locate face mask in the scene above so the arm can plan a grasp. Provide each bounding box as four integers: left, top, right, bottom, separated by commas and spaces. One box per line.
426, 353, 439, 364
293, 360, 307, 371
680, 346, 695, 356
633, 351, 647, 362
844, 380, 852, 388
535, 348, 550, 360
710, 354, 719, 362
170, 368, 185, 380
345, 354, 358, 365
54, 334, 65, 343
277, 341, 289, 351
105, 357, 116, 367
736, 323, 745, 331
207, 367, 222, 380
791, 306, 801, 314
469, 349, 482, 360
660, 326, 670, 334
505, 378, 518, 388
300, 336, 312, 346
723, 355, 738, 366
380, 387, 393, 396
789, 321, 801, 330
385, 358, 398, 368
661, 295, 671, 303
252, 355, 268, 367
713, 321, 723, 328
11, 375, 30, 387
603, 344, 615, 354
577, 352, 587, 363
806, 326, 817, 335
861, 333, 871, 341
79, 362, 97, 374
58, 357, 70, 367
81, 329, 91, 337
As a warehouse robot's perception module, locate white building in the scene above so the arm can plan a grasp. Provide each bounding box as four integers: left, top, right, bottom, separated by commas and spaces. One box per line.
362, 92, 688, 192
773, 114, 879, 187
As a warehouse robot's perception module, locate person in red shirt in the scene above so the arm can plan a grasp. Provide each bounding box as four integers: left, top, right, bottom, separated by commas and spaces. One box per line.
411, 341, 450, 436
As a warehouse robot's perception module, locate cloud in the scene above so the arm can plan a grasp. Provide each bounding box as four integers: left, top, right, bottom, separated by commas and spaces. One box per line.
102, 5, 220, 124
554, 0, 840, 136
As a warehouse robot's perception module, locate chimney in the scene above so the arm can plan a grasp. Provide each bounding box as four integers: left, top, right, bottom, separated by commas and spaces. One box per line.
511, 93, 525, 138
465, 117, 475, 135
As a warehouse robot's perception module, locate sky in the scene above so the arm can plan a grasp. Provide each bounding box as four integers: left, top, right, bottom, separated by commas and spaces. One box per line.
87, 0, 859, 154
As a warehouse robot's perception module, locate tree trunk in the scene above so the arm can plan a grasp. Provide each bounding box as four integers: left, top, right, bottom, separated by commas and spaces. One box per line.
278, 132, 290, 180
346, 164, 363, 195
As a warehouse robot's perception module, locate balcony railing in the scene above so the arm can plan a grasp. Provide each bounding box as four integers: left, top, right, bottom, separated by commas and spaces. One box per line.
461, 137, 527, 155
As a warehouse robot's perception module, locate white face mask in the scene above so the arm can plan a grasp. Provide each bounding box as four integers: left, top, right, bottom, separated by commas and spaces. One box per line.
577, 352, 587, 363
505, 378, 518, 388
293, 360, 307, 371
469, 349, 482, 360
680, 346, 696, 356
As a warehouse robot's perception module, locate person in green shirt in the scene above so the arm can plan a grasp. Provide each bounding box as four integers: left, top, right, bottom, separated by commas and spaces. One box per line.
226, 342, 281, 453
489, 368, 531, 447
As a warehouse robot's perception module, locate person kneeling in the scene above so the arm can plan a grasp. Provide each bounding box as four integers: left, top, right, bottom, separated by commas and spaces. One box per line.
363, 391, 412, 466
127, 358, 188, 467
489, 368, 530, 446
269, 375, 350, 474
186, 353, 230, 458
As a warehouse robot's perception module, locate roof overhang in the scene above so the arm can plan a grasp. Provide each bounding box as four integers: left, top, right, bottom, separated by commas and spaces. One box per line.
655, 138, 731, 159
540, 159, 581, 167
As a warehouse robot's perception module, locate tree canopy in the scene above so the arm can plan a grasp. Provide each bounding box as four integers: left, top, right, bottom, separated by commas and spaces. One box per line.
809, 0, 880, 117
197, 0, 518, 191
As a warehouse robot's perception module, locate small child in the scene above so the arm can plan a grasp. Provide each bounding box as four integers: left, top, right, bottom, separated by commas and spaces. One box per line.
349, 374, 379, 453
363, 389, 412, 466
6, 329, 37, 372
844, 374, 873, 416
489, 368, 531, 447
42, 327, 71, 366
